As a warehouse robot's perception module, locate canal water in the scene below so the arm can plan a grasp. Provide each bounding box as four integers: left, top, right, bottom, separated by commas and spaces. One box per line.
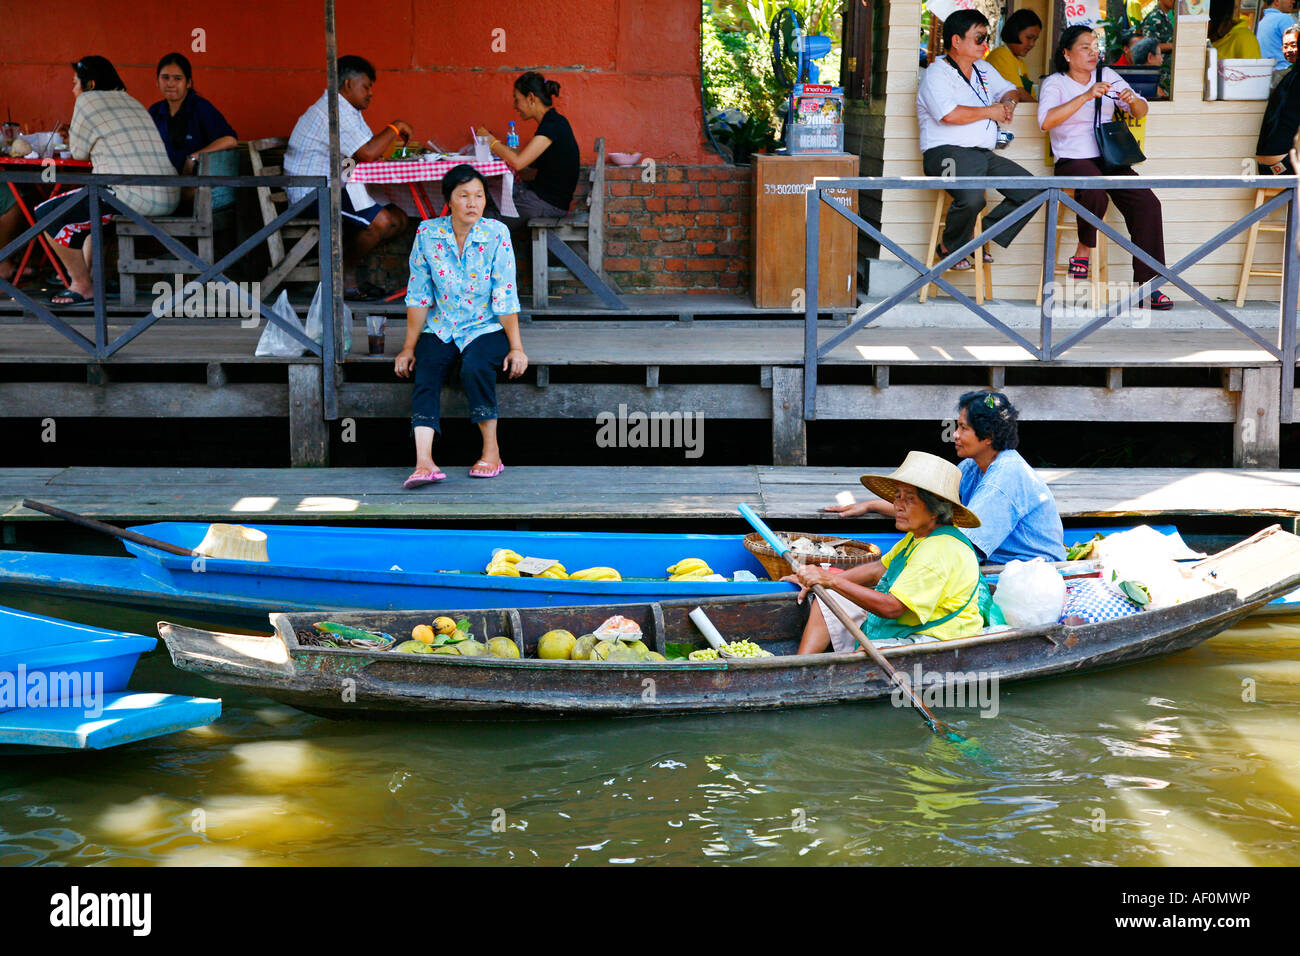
1, 600, 1298, 866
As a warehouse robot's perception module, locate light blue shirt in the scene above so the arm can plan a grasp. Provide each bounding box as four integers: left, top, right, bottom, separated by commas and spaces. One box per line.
1258, 7, 1297, 71
959, 450, 1066, 565
405, 216, 520, 350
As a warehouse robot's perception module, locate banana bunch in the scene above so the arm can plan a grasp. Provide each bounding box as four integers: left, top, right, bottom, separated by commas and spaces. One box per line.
536, 562, 568, 579
570, 566, 622, 581
667, 557, 714, 581
486, 548, 523, 576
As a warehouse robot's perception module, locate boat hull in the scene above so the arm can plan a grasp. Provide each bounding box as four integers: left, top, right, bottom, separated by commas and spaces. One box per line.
158, 574, 1286, 721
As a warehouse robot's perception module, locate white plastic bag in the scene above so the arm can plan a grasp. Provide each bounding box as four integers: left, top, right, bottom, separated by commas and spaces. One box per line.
993, 557, 1066, 628
304, 282, 353, 355
1092, 526, 1209, 608
254, 290, 307, 357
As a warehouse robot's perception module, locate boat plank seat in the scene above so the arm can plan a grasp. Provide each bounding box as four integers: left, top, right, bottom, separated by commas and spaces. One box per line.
0, 692, 221, 750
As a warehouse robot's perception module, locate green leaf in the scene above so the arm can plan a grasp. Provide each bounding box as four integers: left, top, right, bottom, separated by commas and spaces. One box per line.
665, 642, 697, 661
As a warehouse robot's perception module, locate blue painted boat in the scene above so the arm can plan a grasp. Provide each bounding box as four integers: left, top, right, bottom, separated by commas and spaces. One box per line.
0, 605, 221, 752
0, 522, 1190, 629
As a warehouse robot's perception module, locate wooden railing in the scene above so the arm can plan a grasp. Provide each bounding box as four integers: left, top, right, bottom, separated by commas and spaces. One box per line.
802, 175, 1300, 422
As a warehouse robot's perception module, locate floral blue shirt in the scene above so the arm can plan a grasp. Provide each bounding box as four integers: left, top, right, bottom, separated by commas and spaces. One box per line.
405, 216, 520, 350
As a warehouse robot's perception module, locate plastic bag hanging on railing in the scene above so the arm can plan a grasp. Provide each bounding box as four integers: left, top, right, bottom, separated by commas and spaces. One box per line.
305, 282, 353, 356
254, 290, 308, 357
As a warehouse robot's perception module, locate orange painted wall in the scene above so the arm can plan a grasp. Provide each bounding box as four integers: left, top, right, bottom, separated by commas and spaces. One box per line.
2, 0, 716, 164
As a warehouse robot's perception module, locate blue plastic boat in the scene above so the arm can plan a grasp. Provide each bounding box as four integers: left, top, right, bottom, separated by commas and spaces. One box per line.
0, 521, 1188, 630
0, 605, 221, 752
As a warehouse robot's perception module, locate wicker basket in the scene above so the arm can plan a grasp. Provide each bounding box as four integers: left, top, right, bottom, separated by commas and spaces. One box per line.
743, 532, 882, 581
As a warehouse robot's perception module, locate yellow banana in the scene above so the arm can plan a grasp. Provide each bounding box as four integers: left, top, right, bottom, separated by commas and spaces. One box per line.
538, 565, 569, 579
667, 558, 712, 575
491, 549, 523, 565
670, 569, 712, 581
571, 567, 622, 581
487, 562, 520, 577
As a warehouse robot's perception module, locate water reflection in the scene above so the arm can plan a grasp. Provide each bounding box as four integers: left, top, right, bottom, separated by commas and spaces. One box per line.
0, 617, 1297, 865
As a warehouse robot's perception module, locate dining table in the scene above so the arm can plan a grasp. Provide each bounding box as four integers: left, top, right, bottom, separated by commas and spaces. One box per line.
348, 154, 517, 221
0, 155, 93, 290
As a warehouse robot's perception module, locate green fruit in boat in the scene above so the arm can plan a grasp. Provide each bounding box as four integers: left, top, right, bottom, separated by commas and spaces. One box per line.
571, 634, 600, 660
487, 636, 521, 659
394, 640, 433, 654
607, 644, 640, 663
644, 651, 666, 662
449, 629, 471, 643
432, 644, 460, 655
625, 640, 649, 655
592, 640, 614, 660
456, 639, 487, 656
538, 629, 577, 659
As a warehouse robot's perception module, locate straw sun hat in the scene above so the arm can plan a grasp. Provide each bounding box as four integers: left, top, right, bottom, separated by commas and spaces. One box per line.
860, 451, 980, 528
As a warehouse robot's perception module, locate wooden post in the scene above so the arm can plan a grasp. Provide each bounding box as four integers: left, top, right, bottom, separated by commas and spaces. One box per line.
1233, 367, 1280, 468
289, 363, 329, 466
771, 366, 807, 465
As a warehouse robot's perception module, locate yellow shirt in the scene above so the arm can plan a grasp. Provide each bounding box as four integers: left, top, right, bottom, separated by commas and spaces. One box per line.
1213, 19, 1263, 60
878, 532, 983, 641
986, 44, 1030, 93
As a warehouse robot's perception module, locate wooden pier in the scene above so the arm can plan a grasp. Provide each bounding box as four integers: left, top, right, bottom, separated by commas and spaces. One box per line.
0, 293, 1293, 469
3, 465, 1299, 526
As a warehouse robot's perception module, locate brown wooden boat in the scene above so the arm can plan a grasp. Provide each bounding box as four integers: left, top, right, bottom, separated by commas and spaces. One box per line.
156, 527, 1300, 721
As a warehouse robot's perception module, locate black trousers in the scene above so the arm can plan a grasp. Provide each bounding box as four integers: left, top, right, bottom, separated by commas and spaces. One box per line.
922, 145, 1038, 250
410, 329, 509, 435
1054, 157, 1165, 285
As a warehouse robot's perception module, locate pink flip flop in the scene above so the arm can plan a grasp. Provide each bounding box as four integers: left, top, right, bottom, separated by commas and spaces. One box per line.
469, 460, 505, 478
403, 468, 447, 489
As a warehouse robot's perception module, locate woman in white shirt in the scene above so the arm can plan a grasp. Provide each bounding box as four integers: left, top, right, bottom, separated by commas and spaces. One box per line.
1037, 25, 1170, 310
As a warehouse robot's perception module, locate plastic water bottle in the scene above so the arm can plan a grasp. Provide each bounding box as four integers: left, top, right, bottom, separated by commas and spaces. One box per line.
506, 122, 519, 149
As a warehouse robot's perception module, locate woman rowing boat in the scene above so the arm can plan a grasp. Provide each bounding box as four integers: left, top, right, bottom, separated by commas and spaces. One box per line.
787, 451, 984, 654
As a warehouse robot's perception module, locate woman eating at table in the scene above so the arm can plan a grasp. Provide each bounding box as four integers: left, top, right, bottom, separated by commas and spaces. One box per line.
475, 71, 580, 241
37, 55, 178, 307
1038, 25, 1170, 310
147, 52, 238, 177
786, 451, 984, 654
395, 165, 528, 486
824, 390, 1065, 566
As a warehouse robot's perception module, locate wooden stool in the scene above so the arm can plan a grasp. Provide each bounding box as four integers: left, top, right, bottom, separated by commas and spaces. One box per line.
1235, 187, 1286, 307
919, 192, 993, 304
1036, 191, 1107, 308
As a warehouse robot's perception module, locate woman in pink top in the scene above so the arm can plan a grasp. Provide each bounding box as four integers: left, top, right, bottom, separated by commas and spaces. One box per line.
1038, 25, 1170, 310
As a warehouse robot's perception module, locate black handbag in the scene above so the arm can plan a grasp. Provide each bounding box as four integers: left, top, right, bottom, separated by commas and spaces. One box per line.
1093, 68, 1145, 172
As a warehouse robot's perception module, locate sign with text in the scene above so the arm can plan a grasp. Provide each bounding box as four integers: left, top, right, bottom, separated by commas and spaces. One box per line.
1064, 0, 1101, 27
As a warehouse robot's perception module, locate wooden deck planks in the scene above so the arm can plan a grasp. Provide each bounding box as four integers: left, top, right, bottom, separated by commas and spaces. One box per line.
4, 466, 1300, 524
0, 320, 1291, 368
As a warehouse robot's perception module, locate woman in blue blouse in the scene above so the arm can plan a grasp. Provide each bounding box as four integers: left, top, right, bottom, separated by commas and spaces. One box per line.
395, 165, 528, 487
148, 53, 237, 175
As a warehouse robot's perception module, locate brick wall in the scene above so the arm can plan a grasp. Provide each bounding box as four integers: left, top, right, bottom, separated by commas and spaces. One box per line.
362, 163, 754, 301
598, 165, 752, 296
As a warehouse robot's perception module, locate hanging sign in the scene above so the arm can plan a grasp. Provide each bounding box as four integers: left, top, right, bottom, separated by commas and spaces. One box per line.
1064, 0, 1101, 27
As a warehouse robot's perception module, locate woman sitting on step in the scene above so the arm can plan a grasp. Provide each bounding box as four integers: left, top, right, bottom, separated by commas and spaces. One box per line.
395, 165, 527, 487
787, 451, 984, 654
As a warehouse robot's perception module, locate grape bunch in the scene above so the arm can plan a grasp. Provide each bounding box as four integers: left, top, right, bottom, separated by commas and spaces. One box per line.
688, 648, 720, 661
720, 640, 773, 658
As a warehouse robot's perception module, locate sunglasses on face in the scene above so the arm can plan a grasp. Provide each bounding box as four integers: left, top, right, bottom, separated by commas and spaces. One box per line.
971, 33, 989, 45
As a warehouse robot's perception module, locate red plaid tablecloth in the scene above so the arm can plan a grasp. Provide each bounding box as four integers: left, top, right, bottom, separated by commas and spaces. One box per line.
350, 157, 510, 184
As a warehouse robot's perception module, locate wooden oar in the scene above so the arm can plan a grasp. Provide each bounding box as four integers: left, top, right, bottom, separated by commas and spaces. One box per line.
739, 503, 975, 747
21, 499, 197, 557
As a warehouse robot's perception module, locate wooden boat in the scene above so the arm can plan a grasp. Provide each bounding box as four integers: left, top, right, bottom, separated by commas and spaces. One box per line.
0, 605, 221, 752
0, 521, 1178, 628
157, 527, 1300, 721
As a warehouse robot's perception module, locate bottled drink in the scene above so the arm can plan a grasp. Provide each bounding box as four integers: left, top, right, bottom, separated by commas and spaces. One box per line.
506, 122, 519, 149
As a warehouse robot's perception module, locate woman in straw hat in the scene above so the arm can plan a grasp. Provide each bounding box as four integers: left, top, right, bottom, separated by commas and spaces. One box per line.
825, 390, 1064, 565
785, 451, 985, 654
